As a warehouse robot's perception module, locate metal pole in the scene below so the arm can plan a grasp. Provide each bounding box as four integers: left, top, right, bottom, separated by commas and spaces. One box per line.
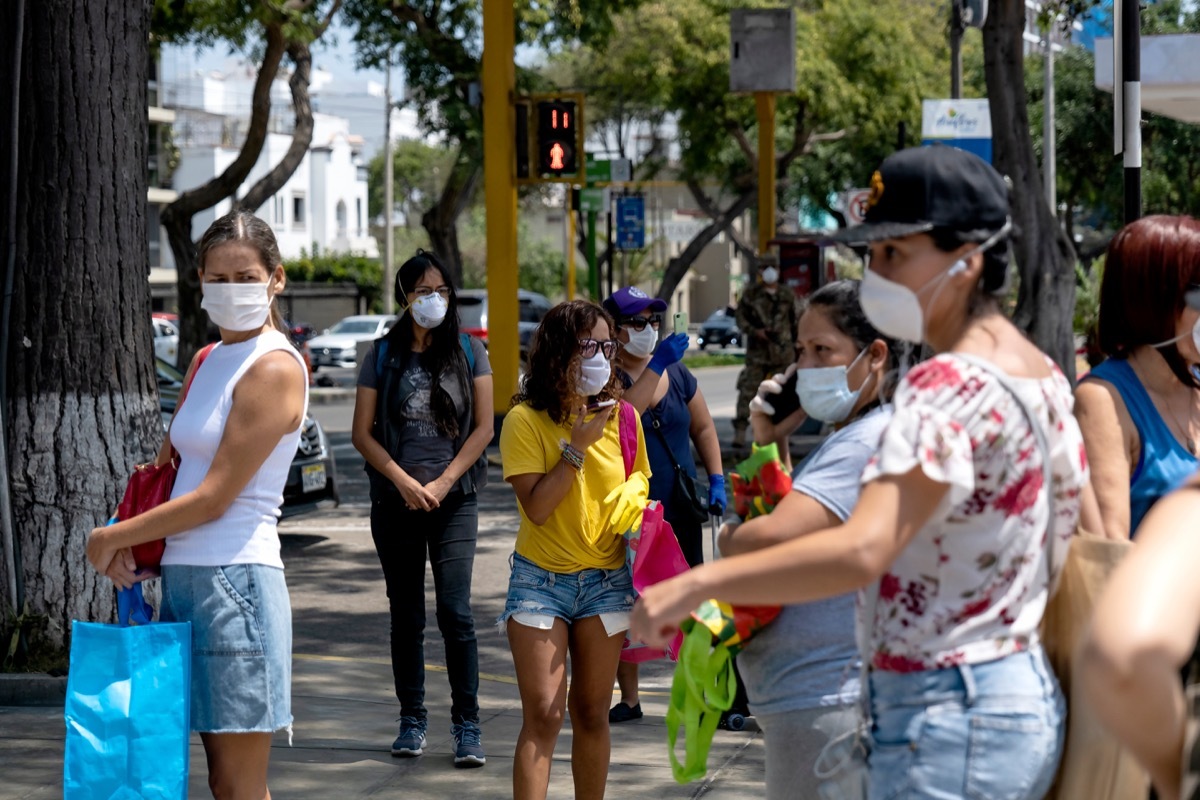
586, 210, 598, 299
606, 201, 615, 298
897, 120, 907, 151
382, 53, 395, 315
1122, 0, 1142, 223
482, 1, 519, 412
950, 0, 964, 100
1044, 36, 1057, 212
755, 92, 776, 253
566, 190, 576, 300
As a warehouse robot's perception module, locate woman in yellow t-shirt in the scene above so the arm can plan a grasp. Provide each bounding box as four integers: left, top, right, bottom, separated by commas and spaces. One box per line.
499, 300, 651, 800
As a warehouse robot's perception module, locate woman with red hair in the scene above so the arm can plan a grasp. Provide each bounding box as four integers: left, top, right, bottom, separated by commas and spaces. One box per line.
1075, 215, 1200, 540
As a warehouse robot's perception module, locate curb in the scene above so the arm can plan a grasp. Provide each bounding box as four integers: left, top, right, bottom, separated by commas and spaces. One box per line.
308, 387, 355, 405
0, 673, 66, 707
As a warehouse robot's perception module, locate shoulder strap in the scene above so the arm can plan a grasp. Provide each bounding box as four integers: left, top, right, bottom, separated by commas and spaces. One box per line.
647, 405, 687, 474
618, 400, 637, 479
459, 333, 476, 373
375, 337, 389, 376
952, 353, 1060, 589
178, 343, 216, 410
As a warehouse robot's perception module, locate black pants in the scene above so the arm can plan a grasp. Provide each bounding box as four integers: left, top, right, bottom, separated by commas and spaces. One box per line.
370, 490, 480, 725
663, 501, 705, 569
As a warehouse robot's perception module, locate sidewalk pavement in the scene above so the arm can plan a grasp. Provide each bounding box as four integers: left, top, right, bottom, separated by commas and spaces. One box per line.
0, 455, 769, 799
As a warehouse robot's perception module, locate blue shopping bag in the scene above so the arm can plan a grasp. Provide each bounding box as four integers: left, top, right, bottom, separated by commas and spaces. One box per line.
64, 583, 191, 800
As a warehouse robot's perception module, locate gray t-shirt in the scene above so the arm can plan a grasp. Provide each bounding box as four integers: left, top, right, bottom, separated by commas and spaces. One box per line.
358, 335, 491, 484
736, 405, 892, 716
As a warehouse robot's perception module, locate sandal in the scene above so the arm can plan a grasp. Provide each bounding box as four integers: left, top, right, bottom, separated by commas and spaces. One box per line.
608, 702, 643, 723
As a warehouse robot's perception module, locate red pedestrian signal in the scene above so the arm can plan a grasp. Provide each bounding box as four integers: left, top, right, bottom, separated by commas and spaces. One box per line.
536, 99, 579, 178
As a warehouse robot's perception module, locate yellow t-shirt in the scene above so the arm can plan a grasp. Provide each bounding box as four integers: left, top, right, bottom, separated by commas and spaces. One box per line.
500, 401, 651, 573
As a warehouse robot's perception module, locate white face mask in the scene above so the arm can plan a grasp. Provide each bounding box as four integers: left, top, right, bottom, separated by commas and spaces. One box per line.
761, 267, 780, 285
577, 351, 612, 396
623, 324, 659, 358
860, 223, 1012, 343
796, 349, 870, 423
201, 282, 273, 332
410, 293, 449, 329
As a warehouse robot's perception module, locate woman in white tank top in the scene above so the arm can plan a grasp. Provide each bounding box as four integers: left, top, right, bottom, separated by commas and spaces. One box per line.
86, 211, 308, 798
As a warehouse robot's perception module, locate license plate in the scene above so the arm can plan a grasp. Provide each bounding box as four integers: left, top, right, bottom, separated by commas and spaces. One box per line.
301, 463, 327, 493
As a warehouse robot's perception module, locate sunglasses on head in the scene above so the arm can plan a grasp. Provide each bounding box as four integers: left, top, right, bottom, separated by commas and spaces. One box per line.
578, 338, 617, 360
619, 314, 663, 332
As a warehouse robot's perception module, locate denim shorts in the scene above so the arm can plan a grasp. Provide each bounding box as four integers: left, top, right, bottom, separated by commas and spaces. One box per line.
497, 552, 635, 634
866, 646, 1065, 800
160, 564, 293, 735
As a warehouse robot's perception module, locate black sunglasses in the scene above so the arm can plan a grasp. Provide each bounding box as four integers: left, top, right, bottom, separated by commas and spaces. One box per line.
619, 314, 663, 332
578, 338, 617, 360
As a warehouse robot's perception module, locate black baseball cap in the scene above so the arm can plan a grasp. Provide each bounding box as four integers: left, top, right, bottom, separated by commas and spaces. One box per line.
830, 144, 1011, 245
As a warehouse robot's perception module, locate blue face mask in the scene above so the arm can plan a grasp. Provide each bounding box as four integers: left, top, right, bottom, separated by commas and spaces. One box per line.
795, 349, 871, 423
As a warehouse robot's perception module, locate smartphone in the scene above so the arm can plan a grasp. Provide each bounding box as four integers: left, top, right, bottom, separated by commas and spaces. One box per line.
587, 398, 617, 412
770, 371, 803, 424
673, 311, 689, 335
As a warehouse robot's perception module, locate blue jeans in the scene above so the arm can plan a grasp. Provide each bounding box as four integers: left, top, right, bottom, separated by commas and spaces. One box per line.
371, 491, 479, 725
867, 647, 1065, 800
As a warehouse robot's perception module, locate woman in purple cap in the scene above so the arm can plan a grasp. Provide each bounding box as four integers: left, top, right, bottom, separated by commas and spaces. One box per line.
601, 286, 724, 723
630, 145, 1091, 799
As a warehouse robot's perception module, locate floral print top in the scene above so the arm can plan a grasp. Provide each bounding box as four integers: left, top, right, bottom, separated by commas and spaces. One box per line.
859, 354, 1087, 673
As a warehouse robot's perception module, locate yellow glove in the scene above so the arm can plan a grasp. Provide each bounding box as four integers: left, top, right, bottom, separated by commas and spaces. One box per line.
603, 471, 650, 535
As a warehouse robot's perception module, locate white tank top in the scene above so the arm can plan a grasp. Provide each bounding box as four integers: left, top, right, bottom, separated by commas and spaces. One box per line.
163, 329, 308, 568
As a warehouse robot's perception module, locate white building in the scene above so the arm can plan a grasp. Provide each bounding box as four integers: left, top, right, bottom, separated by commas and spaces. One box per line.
160, 58, 378, 274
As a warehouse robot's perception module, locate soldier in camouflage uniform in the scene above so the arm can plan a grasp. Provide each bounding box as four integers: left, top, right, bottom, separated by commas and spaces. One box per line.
733, 264, 799, 448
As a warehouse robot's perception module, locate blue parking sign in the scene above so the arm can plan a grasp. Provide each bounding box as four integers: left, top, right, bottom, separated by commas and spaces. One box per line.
616, 195, 645, 251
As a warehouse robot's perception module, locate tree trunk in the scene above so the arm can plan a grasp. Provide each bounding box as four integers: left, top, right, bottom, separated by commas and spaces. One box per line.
983, 0, 1078, 382
0, 0, 158, 642
657, 189, 757, 302
161, 22, 287, 367
422, 147, 482, 287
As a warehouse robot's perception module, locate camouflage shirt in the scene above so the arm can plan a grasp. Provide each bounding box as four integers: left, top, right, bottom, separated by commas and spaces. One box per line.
736, 282, 799, 367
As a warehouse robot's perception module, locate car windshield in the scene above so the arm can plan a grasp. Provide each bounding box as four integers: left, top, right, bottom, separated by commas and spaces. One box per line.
458, 297, 485, 328
328, 319, 380, 335
156, 358, 184, 385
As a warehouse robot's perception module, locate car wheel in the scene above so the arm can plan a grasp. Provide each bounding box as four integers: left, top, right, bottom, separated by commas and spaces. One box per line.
699, 340, 708, 350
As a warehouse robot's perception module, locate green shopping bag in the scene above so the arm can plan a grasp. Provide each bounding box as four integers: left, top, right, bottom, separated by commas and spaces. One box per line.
665, 618, 738, 783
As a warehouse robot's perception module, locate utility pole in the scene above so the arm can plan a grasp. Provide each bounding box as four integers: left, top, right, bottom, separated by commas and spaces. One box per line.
382, 51, 395, 315
1122, 0, 1142, 222
950, 0, 964, 99
1044, 33, 1057, 212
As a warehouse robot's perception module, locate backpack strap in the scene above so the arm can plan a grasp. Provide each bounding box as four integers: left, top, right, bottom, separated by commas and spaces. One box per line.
618, 400, 637, 479
459, 333, 476, 373
375, 337, 389, 376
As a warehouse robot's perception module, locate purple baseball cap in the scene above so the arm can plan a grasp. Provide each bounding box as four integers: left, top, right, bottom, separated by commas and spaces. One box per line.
603, 286, 668, 318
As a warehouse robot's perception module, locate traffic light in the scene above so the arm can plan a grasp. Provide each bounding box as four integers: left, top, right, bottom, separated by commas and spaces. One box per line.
535, 98, 579, 179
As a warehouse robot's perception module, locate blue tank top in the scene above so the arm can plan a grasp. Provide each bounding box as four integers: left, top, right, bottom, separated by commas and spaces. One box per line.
1087, 358, 1198, 535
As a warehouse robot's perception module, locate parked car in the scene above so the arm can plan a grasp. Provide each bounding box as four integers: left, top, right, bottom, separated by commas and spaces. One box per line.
306, 314, 396, 371
152, 315, 179, 366
156, 356, 339, 513
697, 308, 742, 350
456, 289, 552, 361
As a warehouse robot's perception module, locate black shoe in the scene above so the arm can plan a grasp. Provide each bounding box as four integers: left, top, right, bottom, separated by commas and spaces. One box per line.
608, 702, 643, 723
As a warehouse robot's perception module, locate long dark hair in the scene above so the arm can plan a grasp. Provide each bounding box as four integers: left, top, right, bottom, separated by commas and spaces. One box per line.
512, 300, 622, 425
197, 210, 286, 332
381, 250, 468, 437
805, 279, 902, 401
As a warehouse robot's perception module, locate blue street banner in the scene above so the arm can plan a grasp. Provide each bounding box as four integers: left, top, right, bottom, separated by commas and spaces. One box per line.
616, 195, 646, 251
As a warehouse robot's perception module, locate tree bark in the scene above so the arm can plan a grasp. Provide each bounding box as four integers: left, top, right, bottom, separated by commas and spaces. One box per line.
983, 0, 1078, 382
0, 0, 158, 640
160, 21, 287, 367
657, 189, 757, 301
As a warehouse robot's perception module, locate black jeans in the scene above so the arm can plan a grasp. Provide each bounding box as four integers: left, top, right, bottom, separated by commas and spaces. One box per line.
371, 490, 480, 725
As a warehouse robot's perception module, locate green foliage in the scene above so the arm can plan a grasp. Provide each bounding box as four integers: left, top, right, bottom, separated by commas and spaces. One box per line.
366, 139, 455, 222
284, 248, 383, 310
1074, 256, 1104, 338
152, 0, 336, 50
683, 352, 745, 369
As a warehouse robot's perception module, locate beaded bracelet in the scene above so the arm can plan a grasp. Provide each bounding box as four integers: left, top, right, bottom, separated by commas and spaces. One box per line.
560, 441, 586, 471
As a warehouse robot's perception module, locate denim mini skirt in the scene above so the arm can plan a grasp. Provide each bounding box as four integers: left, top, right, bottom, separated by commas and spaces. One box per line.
160, 564, 293, 734
497, 552, 635, 632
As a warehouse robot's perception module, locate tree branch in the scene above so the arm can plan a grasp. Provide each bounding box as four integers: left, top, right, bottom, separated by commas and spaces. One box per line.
658, 188, 757, 301
236, 40, 316, 214
687, 178, 756, 259
726, 119, 757, 164
161, 21, 286, 221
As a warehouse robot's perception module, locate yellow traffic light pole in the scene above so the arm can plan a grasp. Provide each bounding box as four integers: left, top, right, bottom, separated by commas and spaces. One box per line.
483, 1, 518, 416
756, 92, 776, 254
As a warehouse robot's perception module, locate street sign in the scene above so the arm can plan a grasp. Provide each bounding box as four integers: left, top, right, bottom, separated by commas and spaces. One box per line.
580, 187, 609, 214
844, 188, 871, 225
616, 195, 646, 250
921, 98, 993, 163
585, 157, 633, 185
